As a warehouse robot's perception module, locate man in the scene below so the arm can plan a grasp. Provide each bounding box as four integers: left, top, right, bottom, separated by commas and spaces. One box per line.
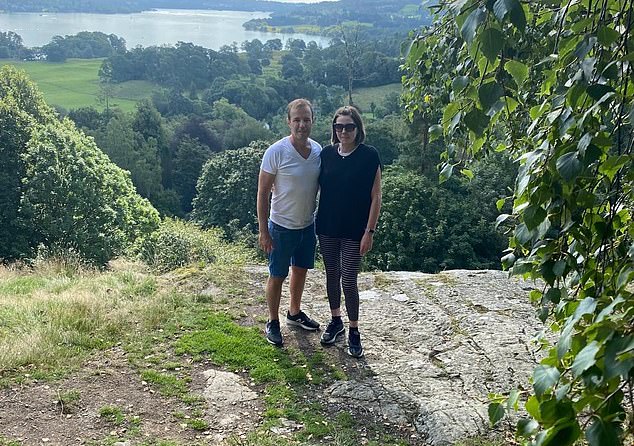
257, 98, 321, 346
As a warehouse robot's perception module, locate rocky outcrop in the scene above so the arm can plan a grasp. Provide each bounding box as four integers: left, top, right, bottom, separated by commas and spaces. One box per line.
297, 269, 541, 445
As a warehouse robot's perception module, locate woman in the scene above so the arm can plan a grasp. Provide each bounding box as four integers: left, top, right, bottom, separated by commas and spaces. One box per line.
316, 105, 382, 358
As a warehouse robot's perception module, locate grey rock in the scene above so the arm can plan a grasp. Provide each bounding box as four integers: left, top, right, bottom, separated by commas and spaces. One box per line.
301, 269, 542, 445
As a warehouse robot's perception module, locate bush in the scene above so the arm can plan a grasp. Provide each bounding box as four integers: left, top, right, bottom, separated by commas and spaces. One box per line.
134, 219, 255, 273
364, 166, 507, 272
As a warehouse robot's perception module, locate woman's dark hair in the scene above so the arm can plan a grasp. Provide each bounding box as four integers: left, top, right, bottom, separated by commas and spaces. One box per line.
331, 105, 365, 145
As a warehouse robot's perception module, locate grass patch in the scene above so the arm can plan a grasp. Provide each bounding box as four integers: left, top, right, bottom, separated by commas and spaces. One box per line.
99, 405, 126, 425
353, 83, 402, 113
0, 437, 22, 446
175, 313, 312, 384
0, 59, 160, 112
0, 260, 186, 381
140, 369, 189, 397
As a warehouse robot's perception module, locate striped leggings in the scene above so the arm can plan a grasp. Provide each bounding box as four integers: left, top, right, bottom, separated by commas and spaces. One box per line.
318, 234, 361, 321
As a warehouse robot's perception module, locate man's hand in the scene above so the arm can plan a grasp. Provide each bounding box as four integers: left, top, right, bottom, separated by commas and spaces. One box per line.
259, 230, 273, 254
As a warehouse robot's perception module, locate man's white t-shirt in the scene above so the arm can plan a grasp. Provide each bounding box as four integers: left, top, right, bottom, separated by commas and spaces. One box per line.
261, 136, 321, 230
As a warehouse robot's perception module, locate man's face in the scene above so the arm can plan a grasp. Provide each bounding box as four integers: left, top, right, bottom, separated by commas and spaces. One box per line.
287, 105, 313, 142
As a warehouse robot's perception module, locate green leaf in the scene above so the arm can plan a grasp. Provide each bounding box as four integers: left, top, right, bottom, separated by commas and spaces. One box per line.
492, 0, 509, 21
464, 107, 490, 136
555, 383, 570, 401
586, 417, 620, 446
525, 395, 541, 420
507, 0, 526, 31
518, 418, 539, 436
514, 223, 532, 245
604, 335, 634, 379
556, 152, 582, 181
573, 297, 597, 320
452, 75, 470, 93
442, 102, 461, 133
488, 402, 505, 426
524, 205, 547, 230
439, 162, 454, 183
505, 60, 529, 85
460, 168, 474, 179
460, 7, 486, 44
571, 341, 600, 377
540, 399, 575, 424
573, 36, 597, 60
557, 324, 573, 359
507, 389, 520, 411
533, 365, 559, 396
586, 84, 615, 101
599, 155, 629, 181
542, 420, 580, 446
429, 124, 443, 142
553, 260, 566, 277
496, 198, 506, 211
479, 82, 504, 111
544, 288, 561, 304
597, 26, 620, 47
479, 28, 504, 62
617, 265, 634, 290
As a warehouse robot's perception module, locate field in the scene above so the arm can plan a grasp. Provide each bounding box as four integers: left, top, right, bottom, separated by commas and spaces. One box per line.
353, 82, 403, 113
0, 58, 160, 113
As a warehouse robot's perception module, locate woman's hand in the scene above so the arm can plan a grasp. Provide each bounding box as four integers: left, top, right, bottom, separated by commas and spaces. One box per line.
360, 231, 374, 256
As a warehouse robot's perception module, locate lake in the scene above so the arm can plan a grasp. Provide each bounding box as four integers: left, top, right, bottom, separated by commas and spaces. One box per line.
0, 9, 332, 50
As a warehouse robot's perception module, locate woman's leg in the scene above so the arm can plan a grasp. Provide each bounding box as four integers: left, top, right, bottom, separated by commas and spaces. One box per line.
340, 239, 361, 326
318, 234, 342, 313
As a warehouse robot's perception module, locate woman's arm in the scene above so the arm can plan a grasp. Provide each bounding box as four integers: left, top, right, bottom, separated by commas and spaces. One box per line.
360, 166, 382, 256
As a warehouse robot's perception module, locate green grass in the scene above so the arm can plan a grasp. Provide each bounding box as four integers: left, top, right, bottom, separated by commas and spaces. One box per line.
0, 59, 160, 112
353, 83, 402, 113
99, 405, 126, 425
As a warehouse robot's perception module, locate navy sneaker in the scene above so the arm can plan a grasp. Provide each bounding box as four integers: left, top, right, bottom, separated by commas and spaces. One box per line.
265, 319, 283, 346
286, 311, 320, 331
347, 330, 364, 358
320, 318, 345, 344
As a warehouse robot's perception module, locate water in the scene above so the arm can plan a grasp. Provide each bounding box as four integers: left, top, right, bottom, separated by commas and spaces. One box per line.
0, 8, 332, 49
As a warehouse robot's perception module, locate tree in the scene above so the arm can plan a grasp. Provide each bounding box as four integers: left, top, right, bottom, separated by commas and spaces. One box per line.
172, 136, 213, 213
403, 0, 633, 444
192, 141, 269, 238
0, 66, 159, 265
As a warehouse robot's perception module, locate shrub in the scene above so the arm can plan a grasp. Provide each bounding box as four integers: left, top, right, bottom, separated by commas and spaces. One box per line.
134, 218, 255, 272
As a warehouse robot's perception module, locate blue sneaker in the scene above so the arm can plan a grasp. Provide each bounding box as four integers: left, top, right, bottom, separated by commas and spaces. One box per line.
320, 318, 345, 344
347, 330, 364, 358
265, 320, 283, 346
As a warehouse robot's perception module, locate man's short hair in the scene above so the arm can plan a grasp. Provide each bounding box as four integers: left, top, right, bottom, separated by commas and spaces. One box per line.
287, 98, 314, 121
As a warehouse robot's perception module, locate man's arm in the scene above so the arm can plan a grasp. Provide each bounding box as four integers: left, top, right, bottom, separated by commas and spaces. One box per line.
257, 169, 276, 253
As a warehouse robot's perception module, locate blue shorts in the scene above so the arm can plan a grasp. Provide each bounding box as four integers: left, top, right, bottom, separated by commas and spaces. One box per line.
268, 221, 316, 278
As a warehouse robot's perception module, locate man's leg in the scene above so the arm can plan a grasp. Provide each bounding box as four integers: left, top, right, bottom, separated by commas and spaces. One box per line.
288, 266, 307, 315
266, 275, 285, 321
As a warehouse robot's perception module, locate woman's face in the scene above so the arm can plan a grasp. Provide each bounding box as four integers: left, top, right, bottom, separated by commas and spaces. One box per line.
334, 115, 357, 146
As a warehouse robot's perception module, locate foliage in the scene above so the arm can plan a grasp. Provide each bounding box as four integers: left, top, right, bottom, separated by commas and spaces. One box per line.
41, 31, 125, 62
0, 65, 159, 265
133, 218, 255, 273
192, 140, 268, 237
365, 166, 507, 272
403, 0, 634, 443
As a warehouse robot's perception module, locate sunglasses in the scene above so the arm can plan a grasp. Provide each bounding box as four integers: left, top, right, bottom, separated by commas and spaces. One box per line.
333, 123, 357, 132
